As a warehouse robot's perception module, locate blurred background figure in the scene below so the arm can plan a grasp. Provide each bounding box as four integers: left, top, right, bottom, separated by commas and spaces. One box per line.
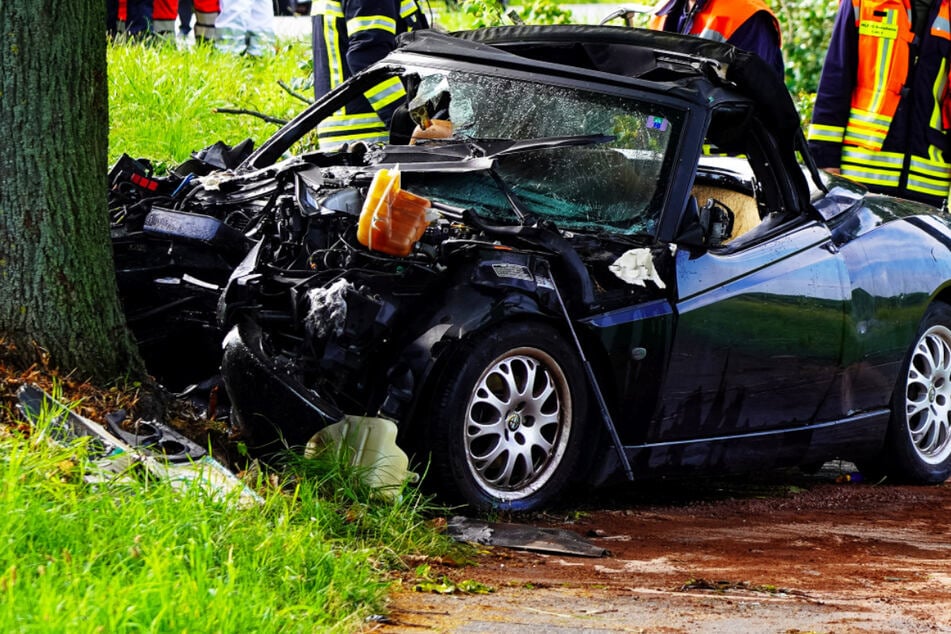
179, 0, 194, 37
216, 0, 277, 56
115, 0, 218, 41
647, 0, 785, 78
107, 0, 120, 36
189, 0, 220, 43
115, 0, 159, 38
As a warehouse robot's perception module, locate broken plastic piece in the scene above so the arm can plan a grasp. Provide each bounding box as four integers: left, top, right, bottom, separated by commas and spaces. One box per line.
446, 516, 609, 557
357, 168, 432, 257
305, 415, 418, 499
609, 248, 666, 288
16, 384, 263, 507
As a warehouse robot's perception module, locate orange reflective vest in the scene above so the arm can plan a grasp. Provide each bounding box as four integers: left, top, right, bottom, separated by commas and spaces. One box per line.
648, 0, 781, 45
808, 0, 951, 206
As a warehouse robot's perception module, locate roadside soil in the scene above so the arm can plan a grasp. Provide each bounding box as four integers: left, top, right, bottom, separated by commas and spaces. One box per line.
377, 467, 951, 633
4, 346, 949, 633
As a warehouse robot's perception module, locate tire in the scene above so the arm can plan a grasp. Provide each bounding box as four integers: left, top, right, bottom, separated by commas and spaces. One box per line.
885, 301, 951, 483
425, 321, 595, 511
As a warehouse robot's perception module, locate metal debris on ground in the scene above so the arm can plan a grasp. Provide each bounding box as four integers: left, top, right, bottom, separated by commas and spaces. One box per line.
16, 384, 263, 507
446, 516, 609, 557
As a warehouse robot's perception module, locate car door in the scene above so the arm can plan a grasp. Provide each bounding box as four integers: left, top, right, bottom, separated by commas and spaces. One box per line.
651, 220, 851, 443
648, 101, 853, 444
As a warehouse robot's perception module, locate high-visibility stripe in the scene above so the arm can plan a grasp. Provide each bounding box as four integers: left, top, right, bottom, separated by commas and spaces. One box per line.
840, 164, 902, 187
807, 123, 845, 143
869, 10, 897, 113
844, 126, 887, 149
849, 108, 892, 128
317, 113, 389, 149
347, 15, 397, 35
696, 28, 727, 42
400, 0, 419, 18
910, 153, 951, 178
842, 146, 905, 167
908, 173, 951, 196
313, 0, 343, 17
321, 16, 345, 90
320, 113, 389, 128
932, 58, 948, 129
365, 76, 406, 110
933, 13, 951, 36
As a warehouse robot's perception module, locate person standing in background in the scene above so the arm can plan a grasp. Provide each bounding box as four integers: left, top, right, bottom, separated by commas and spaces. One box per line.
311, 0, 429, 149
807, 0, 951, 207
216, 0, 276, 56
648, 0, 785, 78
179, 0, 194, 38
115, 0, 218, 41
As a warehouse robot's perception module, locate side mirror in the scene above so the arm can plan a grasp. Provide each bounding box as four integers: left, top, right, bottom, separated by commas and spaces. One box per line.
677, 197, 734, 249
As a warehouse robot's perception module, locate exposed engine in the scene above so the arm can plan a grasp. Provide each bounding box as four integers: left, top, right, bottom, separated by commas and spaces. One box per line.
108, 141, 670, 447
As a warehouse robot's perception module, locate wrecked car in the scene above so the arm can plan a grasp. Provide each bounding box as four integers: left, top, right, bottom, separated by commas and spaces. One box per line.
109, 25, 951, 511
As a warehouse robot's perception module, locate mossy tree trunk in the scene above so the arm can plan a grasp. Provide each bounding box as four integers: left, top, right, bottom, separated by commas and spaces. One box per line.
0, 0, 144, 381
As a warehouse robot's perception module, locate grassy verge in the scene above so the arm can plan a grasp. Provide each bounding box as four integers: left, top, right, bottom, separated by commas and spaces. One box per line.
108, 39, 311, 169
0, 380, 455, 633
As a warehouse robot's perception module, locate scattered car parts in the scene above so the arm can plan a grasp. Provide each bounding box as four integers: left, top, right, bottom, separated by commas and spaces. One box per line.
17, 384, 263, 507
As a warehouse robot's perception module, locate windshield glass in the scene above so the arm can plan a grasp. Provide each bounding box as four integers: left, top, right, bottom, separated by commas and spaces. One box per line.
400, 69, 683, 236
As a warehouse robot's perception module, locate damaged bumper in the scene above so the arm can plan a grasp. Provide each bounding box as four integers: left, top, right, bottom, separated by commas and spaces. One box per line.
221, 319, 344, 451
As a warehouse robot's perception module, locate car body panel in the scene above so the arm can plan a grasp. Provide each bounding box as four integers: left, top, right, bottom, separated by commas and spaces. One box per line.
108, 25, 951, 507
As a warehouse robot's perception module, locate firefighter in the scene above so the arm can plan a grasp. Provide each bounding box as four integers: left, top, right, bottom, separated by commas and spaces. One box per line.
116, 0, 218, 41
807, 0, 951, 208
311, 0, 430, 150
648, 0, 785, 78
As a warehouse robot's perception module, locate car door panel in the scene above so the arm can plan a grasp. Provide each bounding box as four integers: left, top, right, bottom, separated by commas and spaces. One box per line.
653, 222, 850, 442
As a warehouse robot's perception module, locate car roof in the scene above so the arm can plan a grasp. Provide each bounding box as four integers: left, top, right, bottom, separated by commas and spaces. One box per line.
396, 25, 801, 140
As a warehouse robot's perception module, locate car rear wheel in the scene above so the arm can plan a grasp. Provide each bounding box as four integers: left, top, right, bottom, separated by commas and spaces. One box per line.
426, 322, 593, 511
885, 301, 951, 483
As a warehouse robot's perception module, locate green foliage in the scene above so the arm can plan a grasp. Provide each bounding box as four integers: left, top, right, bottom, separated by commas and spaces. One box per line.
412, 563, 494, 594
0, 392, 457, 633
459, 0, 574, 27
775, 0, 839, 122
517, 0, 576, 25
108, 38, 307, 168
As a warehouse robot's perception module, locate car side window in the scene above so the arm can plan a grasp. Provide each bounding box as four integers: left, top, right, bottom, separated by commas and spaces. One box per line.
691, 106, 800, 247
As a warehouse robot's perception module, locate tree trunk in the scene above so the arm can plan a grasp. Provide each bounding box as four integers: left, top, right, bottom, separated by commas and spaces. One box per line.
0, 1, 144, 380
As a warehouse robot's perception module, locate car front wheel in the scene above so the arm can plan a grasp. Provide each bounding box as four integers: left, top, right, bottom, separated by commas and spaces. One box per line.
426, 322, 594, 511
886, 301, 951, 483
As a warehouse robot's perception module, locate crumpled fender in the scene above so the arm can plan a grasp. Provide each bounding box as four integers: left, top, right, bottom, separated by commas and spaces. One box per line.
379, 255, 567, 423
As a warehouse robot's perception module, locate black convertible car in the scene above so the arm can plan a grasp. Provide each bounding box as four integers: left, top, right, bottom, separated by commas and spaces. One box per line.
109, 25, 951, 511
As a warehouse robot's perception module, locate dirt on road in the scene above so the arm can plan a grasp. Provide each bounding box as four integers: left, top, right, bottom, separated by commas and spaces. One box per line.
376, 467, 951, 633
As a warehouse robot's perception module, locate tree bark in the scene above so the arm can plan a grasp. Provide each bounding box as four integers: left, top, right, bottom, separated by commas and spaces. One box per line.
0, 0, 144, 380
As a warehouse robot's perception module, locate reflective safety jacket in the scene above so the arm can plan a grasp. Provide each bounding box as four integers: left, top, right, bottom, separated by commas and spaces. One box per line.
808, 0, 951, 206
118, 0, 219, 36
311, 0, 428, 149
648, 0, 784, 77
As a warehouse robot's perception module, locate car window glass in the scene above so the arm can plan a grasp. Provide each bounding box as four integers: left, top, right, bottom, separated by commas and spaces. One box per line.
408, 70, 683, 235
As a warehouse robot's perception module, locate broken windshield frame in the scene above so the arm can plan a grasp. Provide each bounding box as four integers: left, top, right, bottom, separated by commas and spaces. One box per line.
398, 67, 684, 235
244, 60, 685, 236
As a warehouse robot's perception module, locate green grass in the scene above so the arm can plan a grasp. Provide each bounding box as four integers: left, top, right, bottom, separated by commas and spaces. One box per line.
0, 387, 455, 633
108, 39, 312, 169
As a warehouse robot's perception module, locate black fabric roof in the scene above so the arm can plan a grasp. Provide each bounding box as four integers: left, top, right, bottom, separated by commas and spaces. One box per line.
397, 25, 801, 139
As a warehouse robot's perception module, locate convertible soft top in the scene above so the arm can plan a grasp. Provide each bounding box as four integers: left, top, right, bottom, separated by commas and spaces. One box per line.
397, 25, 800, 139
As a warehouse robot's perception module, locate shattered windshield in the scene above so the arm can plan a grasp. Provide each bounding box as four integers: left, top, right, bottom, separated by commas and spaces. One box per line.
402, 69, 683, 235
